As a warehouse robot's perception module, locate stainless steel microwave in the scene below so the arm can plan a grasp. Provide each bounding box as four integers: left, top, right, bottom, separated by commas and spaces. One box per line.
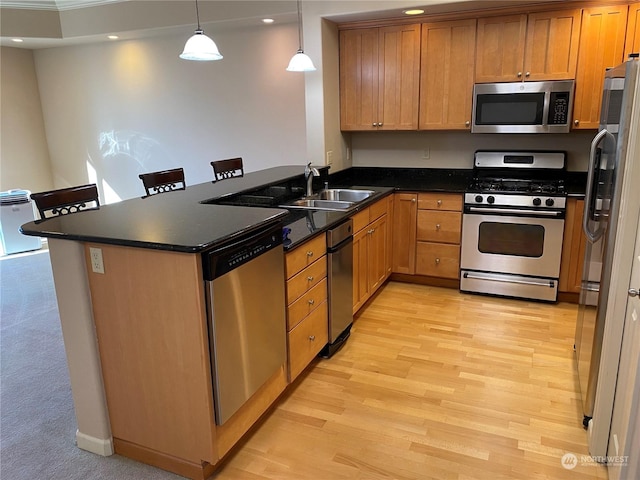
471, 80, 575, 133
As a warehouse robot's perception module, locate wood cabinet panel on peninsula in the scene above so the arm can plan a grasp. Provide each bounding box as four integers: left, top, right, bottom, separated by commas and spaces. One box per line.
340, 24, 420, 131
352, 196, 392, 314
559, 198, 587, 296
475, 9, 581, 83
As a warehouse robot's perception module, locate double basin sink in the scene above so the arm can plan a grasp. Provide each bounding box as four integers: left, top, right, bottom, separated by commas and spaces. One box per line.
284, 189, 376, 211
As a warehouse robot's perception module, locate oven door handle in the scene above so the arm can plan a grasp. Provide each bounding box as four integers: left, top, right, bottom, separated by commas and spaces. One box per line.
463, 271, 555, 288
583, 129, 613, 242
466, 206, 564, 217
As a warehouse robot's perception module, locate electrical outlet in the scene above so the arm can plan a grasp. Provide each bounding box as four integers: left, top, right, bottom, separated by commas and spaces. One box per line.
89, 247, 105, 274
422, 148, 430, 159
326, 150, 333, 166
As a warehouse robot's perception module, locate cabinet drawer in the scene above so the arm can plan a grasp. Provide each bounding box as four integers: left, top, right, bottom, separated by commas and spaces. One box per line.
287, 279, 327, 331
416, 210, 462, 244
285, 234, 327, 279
288, 301, 328, 381
368, 198, 388, 222
415, 242, 460, 279
417, 193, 462, 211
352, 208, 370, 233
286, 257, 327, 305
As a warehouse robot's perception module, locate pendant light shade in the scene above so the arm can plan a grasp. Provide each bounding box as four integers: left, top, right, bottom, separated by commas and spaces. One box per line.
287, 0, 315, 72
179, 0, 223, 61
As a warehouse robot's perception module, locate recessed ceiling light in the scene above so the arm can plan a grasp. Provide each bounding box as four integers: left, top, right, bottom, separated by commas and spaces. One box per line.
108, 35, 119, 40
403, 9, 425, 15
12, 38, 23, 43
262, 18, 275, 24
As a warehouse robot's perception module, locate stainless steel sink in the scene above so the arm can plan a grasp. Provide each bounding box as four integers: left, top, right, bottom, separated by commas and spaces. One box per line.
283, 199, 354, 211
314, 189, 375, 202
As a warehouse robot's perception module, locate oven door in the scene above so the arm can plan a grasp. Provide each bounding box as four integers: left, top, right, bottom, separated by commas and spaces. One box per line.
460, 210, 565, 301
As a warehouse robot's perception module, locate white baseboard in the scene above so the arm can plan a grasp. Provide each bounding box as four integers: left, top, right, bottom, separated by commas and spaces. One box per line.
75, 430, 114, 456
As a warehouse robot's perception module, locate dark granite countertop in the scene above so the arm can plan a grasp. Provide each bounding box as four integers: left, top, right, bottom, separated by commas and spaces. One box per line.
21, 165, 586, 254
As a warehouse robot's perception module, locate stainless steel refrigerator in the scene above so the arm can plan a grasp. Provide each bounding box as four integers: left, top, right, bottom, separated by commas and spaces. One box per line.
575, 55, 640, 446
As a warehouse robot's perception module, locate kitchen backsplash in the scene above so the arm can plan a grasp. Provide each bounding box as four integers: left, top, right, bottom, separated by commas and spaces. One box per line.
351, 130, 595, 171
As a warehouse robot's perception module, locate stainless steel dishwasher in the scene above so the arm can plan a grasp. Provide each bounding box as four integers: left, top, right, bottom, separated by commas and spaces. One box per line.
202, 223, 286, 425
320, 219, 353, 358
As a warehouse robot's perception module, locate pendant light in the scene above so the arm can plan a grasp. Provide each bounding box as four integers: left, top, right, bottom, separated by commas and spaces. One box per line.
286, 0, 316, 72
180, 0, 223, 61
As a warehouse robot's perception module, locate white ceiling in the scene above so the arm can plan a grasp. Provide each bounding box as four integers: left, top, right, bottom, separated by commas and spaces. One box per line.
0, 0, 568, 49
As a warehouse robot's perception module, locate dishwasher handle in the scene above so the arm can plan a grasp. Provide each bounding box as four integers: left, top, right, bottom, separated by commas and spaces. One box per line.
202, 223, 283, 281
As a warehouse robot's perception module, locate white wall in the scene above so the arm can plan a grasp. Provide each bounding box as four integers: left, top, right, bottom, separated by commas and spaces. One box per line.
350, 130, 595, 171
0, 47, 54, 193
33, 22, 308, 203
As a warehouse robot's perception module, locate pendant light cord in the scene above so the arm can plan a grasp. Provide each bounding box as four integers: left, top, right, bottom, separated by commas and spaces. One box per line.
297, 0, 303, 51
195, 0, 202, 30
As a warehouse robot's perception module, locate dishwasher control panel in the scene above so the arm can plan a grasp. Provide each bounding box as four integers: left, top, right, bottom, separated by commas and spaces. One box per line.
202, 224, 283, 280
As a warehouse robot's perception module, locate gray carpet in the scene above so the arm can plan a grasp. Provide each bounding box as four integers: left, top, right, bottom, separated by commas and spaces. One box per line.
0, 250, 184, 479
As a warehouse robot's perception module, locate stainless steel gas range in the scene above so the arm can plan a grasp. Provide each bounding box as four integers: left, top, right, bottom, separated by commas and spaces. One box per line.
460, 151, 567, 302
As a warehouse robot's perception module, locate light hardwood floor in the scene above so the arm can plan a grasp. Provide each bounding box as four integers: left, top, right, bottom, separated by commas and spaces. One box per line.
214, 282, 608, 480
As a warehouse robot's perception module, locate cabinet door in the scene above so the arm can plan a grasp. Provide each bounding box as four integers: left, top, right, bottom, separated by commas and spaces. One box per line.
475, 14, 527, 83
524, 9, 581, 81
378, 24, 421, 130
391, 193, 417, 274
573, 6, 628, 130
368, 214, 389, 293
625, 3, 640, 58
340, 28, 379, 131
419, 19, 476, 130
352, 227, 371, 314
559, 198, 587, 294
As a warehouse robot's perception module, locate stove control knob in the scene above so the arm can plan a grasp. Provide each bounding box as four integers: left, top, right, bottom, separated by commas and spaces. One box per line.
475, 195, 483, 203
533, 198, 542, 206
545, 198, 555, 207
487, 196, 495, 204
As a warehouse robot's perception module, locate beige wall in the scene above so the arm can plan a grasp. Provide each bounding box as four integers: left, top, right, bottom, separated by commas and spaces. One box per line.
32, 22, 308, 203
0, 47, 54, 193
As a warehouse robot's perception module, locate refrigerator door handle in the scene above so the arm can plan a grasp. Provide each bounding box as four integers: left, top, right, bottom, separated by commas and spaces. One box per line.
583, 129, 614, 242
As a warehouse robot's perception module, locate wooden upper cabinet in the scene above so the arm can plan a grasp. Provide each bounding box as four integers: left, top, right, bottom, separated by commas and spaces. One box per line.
419, 19, 476, 130
475, 9, 581, 83
573, 5, 628, 130
475, 14, 527, 82
625, 3, 640, 58
340, 24, 420, 131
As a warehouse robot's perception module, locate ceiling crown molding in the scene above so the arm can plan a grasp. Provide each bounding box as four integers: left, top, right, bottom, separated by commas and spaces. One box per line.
1, 0, 125, 11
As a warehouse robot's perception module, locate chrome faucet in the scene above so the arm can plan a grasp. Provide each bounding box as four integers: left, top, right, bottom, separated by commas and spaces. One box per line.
305, 162, 320, 197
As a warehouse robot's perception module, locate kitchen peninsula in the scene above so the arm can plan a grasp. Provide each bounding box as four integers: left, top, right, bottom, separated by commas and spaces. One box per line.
20, 164, 585, 479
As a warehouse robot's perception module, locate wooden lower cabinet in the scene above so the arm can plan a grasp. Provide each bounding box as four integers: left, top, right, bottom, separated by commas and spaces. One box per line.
353, 196, 392, 314
415, 242, 461, 279
392, 193, 418, 274
284, 235, 328, 382
559, 198, 587, 297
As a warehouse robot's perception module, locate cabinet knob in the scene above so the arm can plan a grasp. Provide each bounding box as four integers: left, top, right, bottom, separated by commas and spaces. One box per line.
308, 299, 315, 305
435, 224, 441, 230
629, 288, 639, 298
379, 122, 383, 127
574, 119, 580, 126
309, 335, 316, 341
411, 198, 416, 203
437, 199, 442, 206
307, 276, 314, 282
517, 71, 522, 78
372, 122, 378, 127
435, 258, 441, 265
307, 251, 314, 257
465, 121, 470, 127
525, 71, 530, 77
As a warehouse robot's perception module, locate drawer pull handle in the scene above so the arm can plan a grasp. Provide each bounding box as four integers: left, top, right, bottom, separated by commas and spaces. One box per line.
308, 299, 315, 305
307, 251, 313, 257
307, 276, 314, 281
437, 200, 442, 206
435, 224, 441, 230
435, 258, 441, 265
309, 335, 315, 341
